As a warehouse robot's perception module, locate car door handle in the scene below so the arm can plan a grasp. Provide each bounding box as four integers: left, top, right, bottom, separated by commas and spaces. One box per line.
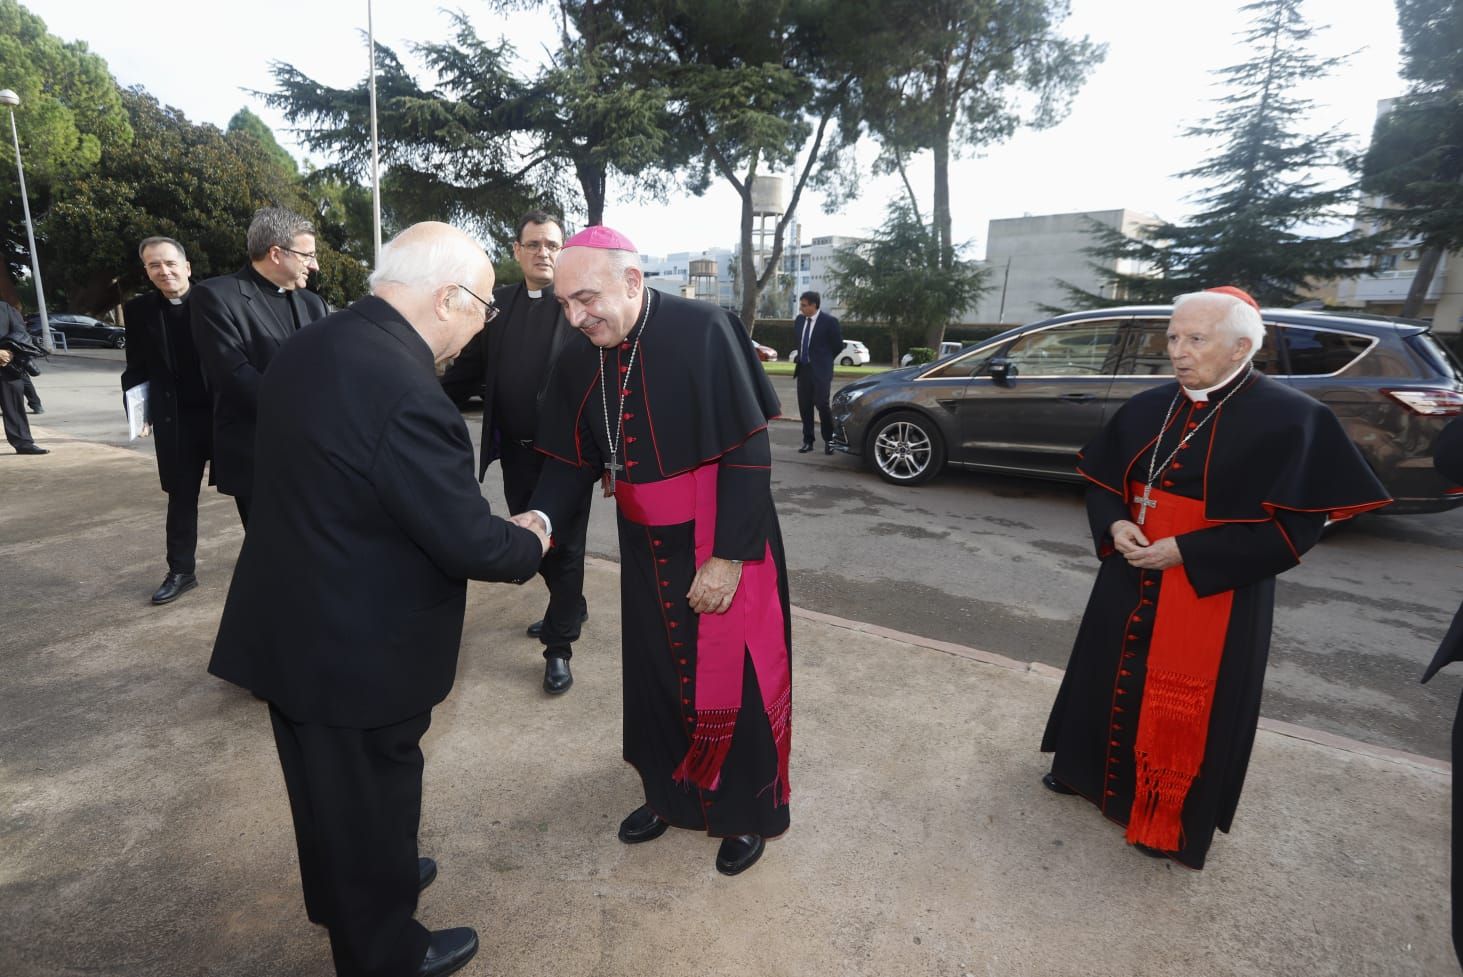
1058, 393, 1097, 402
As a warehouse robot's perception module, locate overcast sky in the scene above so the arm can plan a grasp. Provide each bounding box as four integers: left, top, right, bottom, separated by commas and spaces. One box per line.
34, 0, 1405, 259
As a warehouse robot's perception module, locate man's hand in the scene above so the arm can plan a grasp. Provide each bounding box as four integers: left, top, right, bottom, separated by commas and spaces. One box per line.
1124, 535, 1183, 570
0, 349, 11, 366
509, 512, 550, 555
687, 556, 742, 615
140, 422, 153, 438
1110, 519, 1149, 556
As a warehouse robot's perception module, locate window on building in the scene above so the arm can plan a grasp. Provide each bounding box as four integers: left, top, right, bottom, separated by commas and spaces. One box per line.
1375, 253, 1398, 272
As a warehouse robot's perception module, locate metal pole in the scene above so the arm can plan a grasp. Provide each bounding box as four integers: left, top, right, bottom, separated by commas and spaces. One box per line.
996, 255, 1011, 325
7, 104, 51, 352
367, 0, 383, 267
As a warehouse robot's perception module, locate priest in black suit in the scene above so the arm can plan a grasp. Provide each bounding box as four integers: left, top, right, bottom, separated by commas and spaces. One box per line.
208, 222, 548, 977
438, 210, 593, 694
191, 206, 328, 527
121, 236, 213, 605
791, 290, 842, 454
1421, 416, 1463, 965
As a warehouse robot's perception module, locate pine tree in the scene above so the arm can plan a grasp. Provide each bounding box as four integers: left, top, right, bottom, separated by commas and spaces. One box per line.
1058, 0, 1380, 311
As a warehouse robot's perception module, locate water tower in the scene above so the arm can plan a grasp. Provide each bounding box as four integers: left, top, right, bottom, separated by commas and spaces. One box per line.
750, 174, 786, 272
689, 257, 719, 304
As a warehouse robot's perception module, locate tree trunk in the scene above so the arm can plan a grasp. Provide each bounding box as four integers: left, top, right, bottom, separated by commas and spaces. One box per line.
738, 167, 758, 332
924, 122, 953, 349
576, 157, 607, 227
1401, 243, 1445, 318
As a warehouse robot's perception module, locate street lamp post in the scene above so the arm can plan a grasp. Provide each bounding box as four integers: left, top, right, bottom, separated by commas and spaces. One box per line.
0, 89, 52, 353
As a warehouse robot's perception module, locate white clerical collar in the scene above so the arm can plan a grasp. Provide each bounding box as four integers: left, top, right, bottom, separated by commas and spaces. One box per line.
527, 288, 543, 299
1182, 360, 1251, 402
167, 297, 184, 305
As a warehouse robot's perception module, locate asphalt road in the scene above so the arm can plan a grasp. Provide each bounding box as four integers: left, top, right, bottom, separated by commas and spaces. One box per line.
30, 352, 1463, 759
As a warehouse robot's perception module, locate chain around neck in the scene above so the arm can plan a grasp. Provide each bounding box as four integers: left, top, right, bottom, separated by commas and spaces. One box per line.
599, 293, 653, 469
1143, 367, 1253, 491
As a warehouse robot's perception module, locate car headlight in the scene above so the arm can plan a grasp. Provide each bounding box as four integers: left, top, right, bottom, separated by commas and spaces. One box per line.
835, 385, 873, 408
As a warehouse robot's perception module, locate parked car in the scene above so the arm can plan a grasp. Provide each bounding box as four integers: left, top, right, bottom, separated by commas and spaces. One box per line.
829, 305, 1463, 514
789, 339, 870, 367
900, 341, 964, 366
25, 312, 126, 349
752, 341, 779, 362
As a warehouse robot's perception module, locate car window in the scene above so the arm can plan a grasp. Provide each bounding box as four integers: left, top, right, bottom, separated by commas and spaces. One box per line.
1121, 319, 1281, 375
1002, 320, 1123, 377
1278, 326, 1374, 376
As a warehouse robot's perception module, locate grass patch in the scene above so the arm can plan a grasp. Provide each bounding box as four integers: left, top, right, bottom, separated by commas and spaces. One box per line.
762, 362, 890, 378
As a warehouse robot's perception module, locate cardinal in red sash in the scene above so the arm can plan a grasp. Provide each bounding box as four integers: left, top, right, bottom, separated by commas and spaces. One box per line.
1040, 287, 1390, 868
526, 226, 790, 876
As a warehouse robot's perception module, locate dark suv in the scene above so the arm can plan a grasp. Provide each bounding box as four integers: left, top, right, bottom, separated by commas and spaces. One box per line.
831, 306, 1463, 514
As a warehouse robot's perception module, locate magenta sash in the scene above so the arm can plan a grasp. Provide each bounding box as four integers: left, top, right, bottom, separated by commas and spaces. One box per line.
616, 465, 791, 804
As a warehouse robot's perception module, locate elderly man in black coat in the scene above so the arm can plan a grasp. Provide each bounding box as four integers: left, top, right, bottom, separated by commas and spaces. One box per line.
207, 221, 548, 977
121, 236, 214, 604
190, 206, 328, 527
0, 302, 46, 455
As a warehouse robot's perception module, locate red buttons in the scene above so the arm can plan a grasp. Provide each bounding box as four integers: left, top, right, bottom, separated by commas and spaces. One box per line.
1108, 772, 1118, 780
1171, 462, 1182, 470
1178, 442, 1190, 450
669, 622, 678, 629
672, 641, 684, 648
1122, 651, 1135, 660
679, 658, 688, 665
1141, 599, 1153, 606
619, 364, 630, 373
664, 601, 673, 608
620, 341, 631, 350
682, 697, 690, 705
1106, 789, 1117, 797
624, 412, 634, 420
681, 676, 690, 684
627, 436, 636, 444
1131, 615, 1143, 623
1187, 421, 1198, 430
1116, 688, 1127, 696
621, 387, 632, 396
1162, 479, 1175, 487
658, 558, 668, 565
653, 540, 662, 548
1194, 402, 1207, 410
627, 460, 638, 467
1114, 706, 1125, 713
661, 580, 670, 588
1119, 669, 1132, 677
1143, 579, 1156, 587
1127, 634, 1137, 641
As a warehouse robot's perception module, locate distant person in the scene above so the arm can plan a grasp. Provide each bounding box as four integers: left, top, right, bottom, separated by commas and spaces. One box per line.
1421, 416, 1463, 965
528, 226, 792, 877
791, 290, 841, 455
0, 302, 46, 455
438, 210, 592, 694
121, 236, 214, 605
1040, 287, 1389, 868
191, 206, 327, 527
207, 222, 548, 977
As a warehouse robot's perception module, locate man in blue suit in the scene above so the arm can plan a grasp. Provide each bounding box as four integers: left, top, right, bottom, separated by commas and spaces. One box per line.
792, 290, 842, 455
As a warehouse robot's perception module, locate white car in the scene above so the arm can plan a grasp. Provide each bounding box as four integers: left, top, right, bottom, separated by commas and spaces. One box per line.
790, 339, 870, 367
900, 341, 963, 366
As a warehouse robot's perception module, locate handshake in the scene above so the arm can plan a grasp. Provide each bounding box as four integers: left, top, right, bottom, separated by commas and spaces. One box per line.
508, 511, 552, 556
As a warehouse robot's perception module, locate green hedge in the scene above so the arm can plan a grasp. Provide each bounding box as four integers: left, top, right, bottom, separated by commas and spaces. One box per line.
750, 319, 1012, 365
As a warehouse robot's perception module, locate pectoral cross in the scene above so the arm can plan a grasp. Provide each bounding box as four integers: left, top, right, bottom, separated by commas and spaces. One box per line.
602, 458, 623, 497
1134, 483, 1158, 525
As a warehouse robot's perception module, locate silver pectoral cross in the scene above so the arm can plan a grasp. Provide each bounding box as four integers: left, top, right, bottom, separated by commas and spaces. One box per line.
603, 458, 623, 495
1134, 483, 1158, 525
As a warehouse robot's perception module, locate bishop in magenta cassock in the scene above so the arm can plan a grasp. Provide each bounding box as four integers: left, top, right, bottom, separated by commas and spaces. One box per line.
525, 226, 791, 877
1040, 287, 1390, 868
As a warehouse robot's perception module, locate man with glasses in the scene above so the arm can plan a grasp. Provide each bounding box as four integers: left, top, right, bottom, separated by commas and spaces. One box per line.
440, 210, 593, 695
192, 206, 328, 527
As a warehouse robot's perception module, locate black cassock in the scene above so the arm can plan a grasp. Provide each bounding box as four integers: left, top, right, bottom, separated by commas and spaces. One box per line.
1421, 417, 1463, 963
533, 290, 792, 838
1042, 370, 1389, 868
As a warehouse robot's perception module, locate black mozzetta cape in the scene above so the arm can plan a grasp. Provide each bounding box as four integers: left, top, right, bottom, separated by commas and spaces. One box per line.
1079, 372, 1391, 524
535, 289, 781, 479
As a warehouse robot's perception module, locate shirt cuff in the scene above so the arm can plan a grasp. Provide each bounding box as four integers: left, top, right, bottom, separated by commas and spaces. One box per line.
530, 509, 553, 539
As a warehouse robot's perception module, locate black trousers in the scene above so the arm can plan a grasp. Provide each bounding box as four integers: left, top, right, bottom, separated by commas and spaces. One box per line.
21, 374, 40, 410
499, 440, 590, 658
0, 374, 36, 449
234, 493, 251, 529
163, 411, 211, 574
795, 368, 833, 446
268, 703, 432, 977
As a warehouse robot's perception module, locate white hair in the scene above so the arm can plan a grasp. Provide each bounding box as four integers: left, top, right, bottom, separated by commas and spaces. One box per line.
1173, 291, 1264, 358
369, 228, 490, 310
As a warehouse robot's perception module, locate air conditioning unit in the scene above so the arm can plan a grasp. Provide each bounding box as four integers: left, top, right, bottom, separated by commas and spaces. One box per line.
1402, 249, 1419, 260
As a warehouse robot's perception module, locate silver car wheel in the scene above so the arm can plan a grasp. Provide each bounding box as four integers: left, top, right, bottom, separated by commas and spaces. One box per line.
874, 421, 932, 480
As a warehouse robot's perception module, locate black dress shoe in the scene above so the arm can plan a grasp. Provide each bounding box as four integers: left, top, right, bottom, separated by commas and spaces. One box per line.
617, 804, 669, 844
543, 656, 573, 694
14, 444, 48, 455
150, 571, 198, 605
416, 927, 478, 977
418, 856, 437, 893
715, 834, 765, 876
1041, 772, 1077, 795
824, 443, 834, 455
526, 607, 589, 638
797, 442, 814, 453
28, 405, 43, 414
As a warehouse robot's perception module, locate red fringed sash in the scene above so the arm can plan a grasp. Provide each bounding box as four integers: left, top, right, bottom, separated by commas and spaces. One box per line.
615, 466, 792, 805
1123, 482, 1233, 851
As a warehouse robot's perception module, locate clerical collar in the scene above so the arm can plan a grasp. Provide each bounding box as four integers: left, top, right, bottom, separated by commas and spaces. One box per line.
1183, 361, 1251, 403
247, 264, 287, 295
167, 297, 185, 306
527, 288, 543, 299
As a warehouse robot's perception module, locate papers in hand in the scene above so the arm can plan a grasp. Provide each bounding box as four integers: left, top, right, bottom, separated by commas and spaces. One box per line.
125, 383, 150, 440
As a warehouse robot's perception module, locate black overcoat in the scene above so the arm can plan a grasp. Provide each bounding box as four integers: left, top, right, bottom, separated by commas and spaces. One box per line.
120, 290, 213, 493
207, 296, 544, 728
190, 268, 327, 497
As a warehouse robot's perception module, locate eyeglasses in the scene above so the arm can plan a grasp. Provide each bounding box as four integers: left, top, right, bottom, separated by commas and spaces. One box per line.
518, 240, 562, 254
281, 247, 318, 263
457, 284, 500, 324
